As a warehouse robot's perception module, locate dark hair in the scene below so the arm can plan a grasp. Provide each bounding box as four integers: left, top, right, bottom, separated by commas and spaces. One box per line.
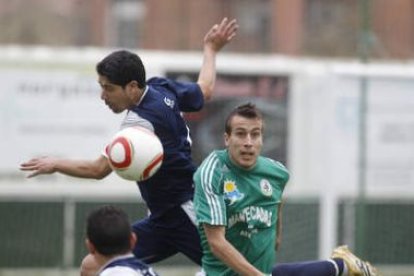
86, 205, 131, 256
224, 103, 263, 134
96, 50, 146, 89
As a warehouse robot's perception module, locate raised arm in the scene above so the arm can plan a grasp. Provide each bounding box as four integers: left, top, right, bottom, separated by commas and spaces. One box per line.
197, 17, 238, 101
20, 155, 112, 179
203, 224, 266, 276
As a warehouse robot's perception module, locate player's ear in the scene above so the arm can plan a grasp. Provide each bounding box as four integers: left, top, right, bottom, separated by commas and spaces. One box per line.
224, 132, 230, 147
85, 238, 96, 254
126, 80, 140, 98
130, 232, 137, 249
127, 80, 139, 92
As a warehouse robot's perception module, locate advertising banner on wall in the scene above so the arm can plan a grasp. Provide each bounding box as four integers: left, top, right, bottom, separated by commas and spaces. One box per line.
0, 68, 122, 174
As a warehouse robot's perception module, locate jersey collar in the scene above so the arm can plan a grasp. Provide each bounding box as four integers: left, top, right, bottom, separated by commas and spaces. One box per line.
136, 85, 149, 107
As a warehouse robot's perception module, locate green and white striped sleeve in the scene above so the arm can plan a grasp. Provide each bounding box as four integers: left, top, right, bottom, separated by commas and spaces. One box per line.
194, 152, 227, 226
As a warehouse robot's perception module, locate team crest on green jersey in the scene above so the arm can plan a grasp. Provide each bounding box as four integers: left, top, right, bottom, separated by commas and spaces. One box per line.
260, 179, 272, 196
223, 180, 244, 205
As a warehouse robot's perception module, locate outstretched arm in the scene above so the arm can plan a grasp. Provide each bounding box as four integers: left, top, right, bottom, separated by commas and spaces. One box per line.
203, 224, 265, 276
197, 17, 238, 101
20, 155, 112, 179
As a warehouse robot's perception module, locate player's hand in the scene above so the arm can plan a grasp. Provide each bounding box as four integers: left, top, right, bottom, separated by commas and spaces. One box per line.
204, 17, 238, 52
20, 156, 57, 178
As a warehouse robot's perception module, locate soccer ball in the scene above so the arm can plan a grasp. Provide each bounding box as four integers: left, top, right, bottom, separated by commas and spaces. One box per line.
106, 126, 164, 181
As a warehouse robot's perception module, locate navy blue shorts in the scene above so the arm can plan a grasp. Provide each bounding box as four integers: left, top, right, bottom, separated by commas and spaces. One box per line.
131, 201, 202, 265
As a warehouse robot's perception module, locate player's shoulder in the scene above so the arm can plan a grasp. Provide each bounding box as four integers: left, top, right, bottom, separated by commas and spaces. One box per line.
259, 156, 289, 174
145, 77, 171, 98
122, 111, 154, 131
147, 76, 168, 86
146, 77, 180, 105
199, 150, 217, 168
100, 266, 143, 276
147, 77, 183, 91
205, 150, 226, 165
197, 150, 226, 175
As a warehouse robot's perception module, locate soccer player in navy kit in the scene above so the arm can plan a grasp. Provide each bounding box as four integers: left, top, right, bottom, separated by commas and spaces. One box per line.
83, 205, 158, 276
20, 17, 238, 275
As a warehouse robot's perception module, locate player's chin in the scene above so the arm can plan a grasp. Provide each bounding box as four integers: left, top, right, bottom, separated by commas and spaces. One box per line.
238, 156, 257, 169
105, 102, 125, 113
110, 106, 125, 114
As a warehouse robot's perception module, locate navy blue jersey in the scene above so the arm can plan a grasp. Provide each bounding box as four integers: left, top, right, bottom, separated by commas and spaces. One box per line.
124, 77, 204, 218
99, 254, 158, 276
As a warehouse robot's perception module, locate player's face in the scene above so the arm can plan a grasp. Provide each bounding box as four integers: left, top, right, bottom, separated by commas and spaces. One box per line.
98, 76, 134, 113
224, 115, 263, 169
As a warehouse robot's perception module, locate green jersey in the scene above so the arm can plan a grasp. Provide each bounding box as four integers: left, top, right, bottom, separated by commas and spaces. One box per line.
194, 149, 289, 276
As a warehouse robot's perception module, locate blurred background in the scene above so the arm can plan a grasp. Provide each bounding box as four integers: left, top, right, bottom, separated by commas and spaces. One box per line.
0, 0, 413, 275
1, 0, 414, 58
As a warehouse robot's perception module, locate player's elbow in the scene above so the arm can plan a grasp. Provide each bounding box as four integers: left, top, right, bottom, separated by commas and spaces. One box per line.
90, 163, 112, 180
198, 82, 213, 101
203, 89, 213, 101
84, 169, 106, 180
94, 167, 112, 179
93, 172, 107, 180
88, 157, 112, 179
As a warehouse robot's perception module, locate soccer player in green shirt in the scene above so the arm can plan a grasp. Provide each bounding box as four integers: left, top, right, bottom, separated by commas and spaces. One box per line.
194, 103, 378, 276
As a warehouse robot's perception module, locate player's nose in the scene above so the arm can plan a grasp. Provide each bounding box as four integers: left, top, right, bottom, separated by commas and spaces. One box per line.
100, 90, 107, 100
244, 135, 253, 146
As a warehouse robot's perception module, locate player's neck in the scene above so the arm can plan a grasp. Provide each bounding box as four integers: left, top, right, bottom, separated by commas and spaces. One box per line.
134, 86, 147, 106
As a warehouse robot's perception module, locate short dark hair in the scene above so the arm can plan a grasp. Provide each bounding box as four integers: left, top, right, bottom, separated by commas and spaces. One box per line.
96, 50, 146, 89
225, 103, 263, 134
86, 205, 131, 256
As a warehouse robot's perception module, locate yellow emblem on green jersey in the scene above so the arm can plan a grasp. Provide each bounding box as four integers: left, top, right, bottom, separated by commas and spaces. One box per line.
223, 179, 244, 205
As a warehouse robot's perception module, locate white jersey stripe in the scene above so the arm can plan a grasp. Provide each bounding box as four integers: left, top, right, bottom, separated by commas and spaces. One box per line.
200, 154, 217, 224
207, 157, 221, 224
200, 153, 223, 225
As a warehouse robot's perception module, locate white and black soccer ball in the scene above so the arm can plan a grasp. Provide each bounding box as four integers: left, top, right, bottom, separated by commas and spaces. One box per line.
106, 127, 164, 181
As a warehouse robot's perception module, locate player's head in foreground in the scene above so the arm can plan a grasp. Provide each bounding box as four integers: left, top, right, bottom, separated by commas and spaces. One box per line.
96, 50, 146, 114
82, 205, 160, 276
224, 102, 264, 169
85, 205, 135, 256
81, 205, 137, 276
